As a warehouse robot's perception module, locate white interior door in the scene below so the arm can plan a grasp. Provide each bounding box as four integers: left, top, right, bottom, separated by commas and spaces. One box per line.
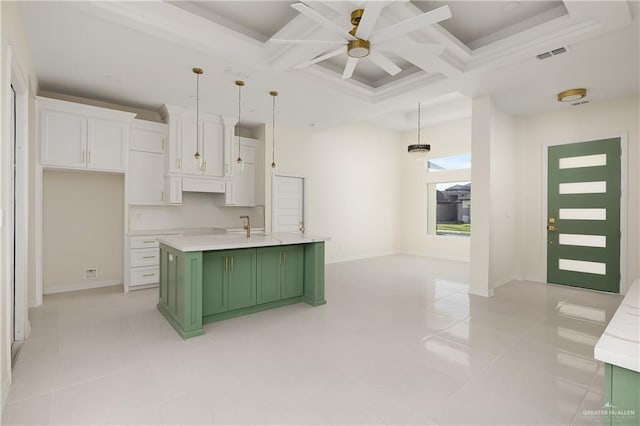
272, 175, 304, 234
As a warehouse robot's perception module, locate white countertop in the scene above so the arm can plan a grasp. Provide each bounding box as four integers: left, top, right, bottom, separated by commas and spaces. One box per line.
127, 227, 264, 237
594, 279, 640, 372
158, 232, 329, 252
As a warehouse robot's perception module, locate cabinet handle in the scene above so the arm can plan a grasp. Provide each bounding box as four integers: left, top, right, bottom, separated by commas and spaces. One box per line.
161, 139, 165, 150
87, 151, 91, 164
161, 191, 164, 202
142, 256, 156, 259
231, 256, 234, 271
81, 150, 86, 164
177, 158, 181, 169
204, 161, 207, 172
142, 240, 155, 244
142, 273, 156, 277
279, 252, 282, 265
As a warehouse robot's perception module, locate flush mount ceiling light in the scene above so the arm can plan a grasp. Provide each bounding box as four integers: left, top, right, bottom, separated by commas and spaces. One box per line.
558, 88, 587, 102
193, 67, 203, 162
408, 102, 431, 160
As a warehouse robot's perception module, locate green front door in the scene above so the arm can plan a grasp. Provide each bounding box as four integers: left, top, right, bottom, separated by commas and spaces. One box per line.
547, 138, 621, 292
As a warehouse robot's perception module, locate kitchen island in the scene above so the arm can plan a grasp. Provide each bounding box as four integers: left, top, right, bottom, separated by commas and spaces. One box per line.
157, 233, 328, 338
594, 279, 640, 426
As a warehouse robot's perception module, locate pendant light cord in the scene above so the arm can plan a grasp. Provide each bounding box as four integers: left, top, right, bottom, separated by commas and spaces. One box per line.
417, 102, 421, 144
272, 93, 276, 166
196, 73, 200, 157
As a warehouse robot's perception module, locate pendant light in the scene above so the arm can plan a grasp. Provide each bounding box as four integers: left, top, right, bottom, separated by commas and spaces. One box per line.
407, 102, 430, 160
270, 90, 278, 170
193, 68, 203, 164
235, 80, 245, 171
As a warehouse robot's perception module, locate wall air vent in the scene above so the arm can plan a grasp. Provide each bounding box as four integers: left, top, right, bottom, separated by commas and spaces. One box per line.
537, 46, 568, 60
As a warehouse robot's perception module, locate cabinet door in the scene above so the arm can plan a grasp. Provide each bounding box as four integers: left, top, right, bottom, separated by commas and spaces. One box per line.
166, 176, 182, 205
167, 117, 182, 174
40, 109, 87, 168
88, 118, 128, 171
281, 245, 304, 299
203, 251, 229, 316
202, 120, 224, 177
130, 128, 165, 153
228, 249, 257, 310
129, 151, 165, 205
180, 117, 202, 175
257, 247, 282, 304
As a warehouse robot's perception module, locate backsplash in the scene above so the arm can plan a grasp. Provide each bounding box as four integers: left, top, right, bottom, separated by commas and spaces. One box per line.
129, 192, 265, 232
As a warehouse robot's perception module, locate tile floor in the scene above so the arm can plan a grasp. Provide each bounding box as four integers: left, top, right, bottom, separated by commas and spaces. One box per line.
2, 255, 623, 425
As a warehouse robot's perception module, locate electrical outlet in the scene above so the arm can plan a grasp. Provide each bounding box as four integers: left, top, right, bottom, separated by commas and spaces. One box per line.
84, 268, 97, 279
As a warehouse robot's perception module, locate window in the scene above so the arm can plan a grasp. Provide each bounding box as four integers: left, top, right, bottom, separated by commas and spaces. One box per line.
425, 154, 471, 236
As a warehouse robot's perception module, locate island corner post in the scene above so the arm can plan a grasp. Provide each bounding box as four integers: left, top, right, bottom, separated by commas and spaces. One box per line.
157, 241, 326, 339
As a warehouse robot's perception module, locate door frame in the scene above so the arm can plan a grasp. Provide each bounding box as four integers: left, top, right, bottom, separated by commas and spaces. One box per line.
271, 174, 307, 234
4, 46, 30, 342
541, 133, 628, 294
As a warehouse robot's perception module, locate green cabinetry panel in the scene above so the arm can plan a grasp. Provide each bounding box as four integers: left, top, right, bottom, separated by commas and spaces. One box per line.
604, 363, 640, 426
282, 245, 304, 299
257, 246, 282, 304
228, 248, 257, 310
202, 251, 228, 316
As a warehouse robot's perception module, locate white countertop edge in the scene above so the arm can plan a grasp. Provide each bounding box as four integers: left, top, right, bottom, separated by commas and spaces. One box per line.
158, 233, 330, 252
594, 279, 640, 372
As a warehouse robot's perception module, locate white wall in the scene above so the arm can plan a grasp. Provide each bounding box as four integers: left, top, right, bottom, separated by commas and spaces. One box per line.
43, 171, 124, 293
263, 122, 401, 263
398, 117, 472, 261
129, 192, 265, 231
1, 0, 38, 412
519, 97, 639, 293
489, 107, 520, 287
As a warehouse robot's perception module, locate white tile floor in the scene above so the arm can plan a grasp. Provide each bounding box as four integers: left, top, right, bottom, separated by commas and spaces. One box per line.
2, 255, 622, 425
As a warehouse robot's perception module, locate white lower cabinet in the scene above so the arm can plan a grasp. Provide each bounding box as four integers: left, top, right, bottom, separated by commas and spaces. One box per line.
126, 233, 180, 291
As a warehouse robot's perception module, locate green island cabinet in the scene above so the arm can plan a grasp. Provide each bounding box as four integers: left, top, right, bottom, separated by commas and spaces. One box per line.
158, 241, 326, 338
603, 364, 640, 426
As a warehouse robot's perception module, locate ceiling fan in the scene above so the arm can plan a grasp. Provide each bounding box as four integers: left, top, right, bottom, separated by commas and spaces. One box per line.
271, 2, 452, 80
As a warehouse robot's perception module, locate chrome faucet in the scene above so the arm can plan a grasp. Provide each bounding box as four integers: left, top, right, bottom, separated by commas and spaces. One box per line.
240, 215, 251, 238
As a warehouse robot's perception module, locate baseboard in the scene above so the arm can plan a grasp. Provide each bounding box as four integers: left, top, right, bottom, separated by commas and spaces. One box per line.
43, 280, 122, 295
491, 276, 520, 289
468, 287, 495, 297
525, 275, 546, 283
398, 251, 470, 263
326, 252, 397, 264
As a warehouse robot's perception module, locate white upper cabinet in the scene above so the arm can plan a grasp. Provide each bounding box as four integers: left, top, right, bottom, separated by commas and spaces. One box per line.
128, 120, 168, 205
222, 137, 257, 207
180, 116, 201, 176
38, 97, 135, 172
202, 120, 224, 178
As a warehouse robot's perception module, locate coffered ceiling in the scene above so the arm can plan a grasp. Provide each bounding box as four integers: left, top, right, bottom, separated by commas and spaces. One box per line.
18, 1, 639, 132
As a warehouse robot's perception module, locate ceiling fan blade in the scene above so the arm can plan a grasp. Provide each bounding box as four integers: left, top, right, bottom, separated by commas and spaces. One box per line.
376, 41, 445, 56
355, 2, 385, 40
294, 47, 345, 69
370, 5, 452, 43
270, 39, 347, 45
342, 57, 358, 79
292, 3, 356, 41
368, 51, 401, 76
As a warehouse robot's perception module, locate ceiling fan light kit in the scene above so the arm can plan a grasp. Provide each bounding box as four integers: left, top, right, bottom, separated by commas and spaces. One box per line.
275, 3, 451, 81
557, 88, 587, 102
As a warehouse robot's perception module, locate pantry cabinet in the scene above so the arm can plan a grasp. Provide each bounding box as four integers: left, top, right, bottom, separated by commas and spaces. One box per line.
39, 97, 135, 172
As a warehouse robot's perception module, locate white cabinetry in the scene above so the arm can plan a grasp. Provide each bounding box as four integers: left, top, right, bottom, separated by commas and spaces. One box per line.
126, 234, 180, 291
223, 137, 257, 206
39, 97, 135, 172
128, 120, 167, 205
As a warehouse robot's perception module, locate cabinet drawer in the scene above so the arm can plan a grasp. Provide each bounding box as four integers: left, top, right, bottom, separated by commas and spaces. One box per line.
182, 177, 225, 193
130, 248, 159, 267
130, 235, 161, 249
130, 266, 160, 287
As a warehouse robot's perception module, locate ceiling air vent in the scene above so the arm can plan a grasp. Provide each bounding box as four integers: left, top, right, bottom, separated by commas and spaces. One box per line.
537, 46, 568, 60
572, 100, 590, 106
